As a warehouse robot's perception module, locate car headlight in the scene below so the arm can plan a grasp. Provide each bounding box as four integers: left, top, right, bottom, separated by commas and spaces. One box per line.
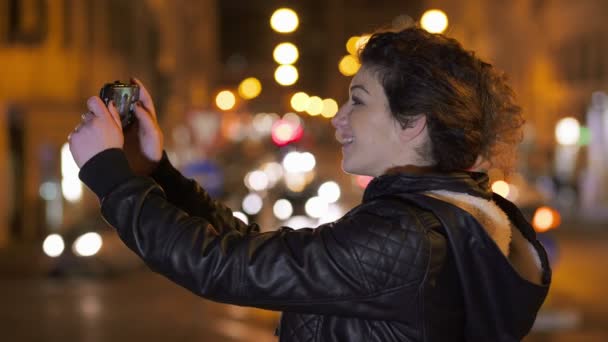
72, 232, 103, 257
43, 234, 65, 257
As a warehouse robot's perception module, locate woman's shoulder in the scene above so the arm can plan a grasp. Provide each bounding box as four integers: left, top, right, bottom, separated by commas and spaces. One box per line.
329, 197, 441, 290
335, 196, 441, 244
347, 195, 438, 225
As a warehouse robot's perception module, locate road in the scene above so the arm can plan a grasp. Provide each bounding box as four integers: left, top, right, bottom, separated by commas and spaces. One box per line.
0, 226, 607, 341
525, 228, 608, 341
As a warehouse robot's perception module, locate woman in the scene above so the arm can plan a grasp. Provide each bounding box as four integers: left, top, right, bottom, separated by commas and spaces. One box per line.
69, 26, 550, 341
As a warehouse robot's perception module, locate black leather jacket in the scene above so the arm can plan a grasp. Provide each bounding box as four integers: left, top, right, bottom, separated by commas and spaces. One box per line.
80, 150, 551, 341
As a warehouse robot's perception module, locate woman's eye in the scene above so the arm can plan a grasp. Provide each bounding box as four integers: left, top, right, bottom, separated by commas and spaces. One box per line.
351, 97, 363, 105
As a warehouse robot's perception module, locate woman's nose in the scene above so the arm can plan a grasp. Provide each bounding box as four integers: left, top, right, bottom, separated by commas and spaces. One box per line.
331, 104, 347, 128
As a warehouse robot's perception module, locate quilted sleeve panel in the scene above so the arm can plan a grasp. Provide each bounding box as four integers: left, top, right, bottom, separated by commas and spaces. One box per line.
100, 177, 432, 320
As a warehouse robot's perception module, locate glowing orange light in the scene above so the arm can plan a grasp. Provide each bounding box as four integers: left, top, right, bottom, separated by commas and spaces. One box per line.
491, 180, 510, 198
532, 206, 561, 232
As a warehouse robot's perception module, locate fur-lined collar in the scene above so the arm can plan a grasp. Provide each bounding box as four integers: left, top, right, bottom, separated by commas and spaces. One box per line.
423, 190, 542, 284
425, 190, 512, 256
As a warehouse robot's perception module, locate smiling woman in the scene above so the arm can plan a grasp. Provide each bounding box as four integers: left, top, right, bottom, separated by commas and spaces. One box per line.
69, 25, 550, 342
332, 66, 432, 176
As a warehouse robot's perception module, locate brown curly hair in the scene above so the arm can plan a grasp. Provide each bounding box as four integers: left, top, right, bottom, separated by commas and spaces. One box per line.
359, 27, 524, 173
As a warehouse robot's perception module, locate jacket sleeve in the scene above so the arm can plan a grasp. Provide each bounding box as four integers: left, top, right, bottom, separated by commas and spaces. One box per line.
149, 152, 250, 234
100, 177, 430, 319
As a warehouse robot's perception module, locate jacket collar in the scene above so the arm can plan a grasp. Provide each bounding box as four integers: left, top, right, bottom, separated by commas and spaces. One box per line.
362, 170, 492, 203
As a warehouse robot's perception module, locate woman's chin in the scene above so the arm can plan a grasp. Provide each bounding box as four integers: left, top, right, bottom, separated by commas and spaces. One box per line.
341, 159, 367, 176
341, 159, 355, 174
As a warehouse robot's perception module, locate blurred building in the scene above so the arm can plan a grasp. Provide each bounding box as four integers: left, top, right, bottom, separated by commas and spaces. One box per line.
0, 0, 218, 246
422, 0, 608, 219
424, 0, 607, 175
2, 0, 606, 248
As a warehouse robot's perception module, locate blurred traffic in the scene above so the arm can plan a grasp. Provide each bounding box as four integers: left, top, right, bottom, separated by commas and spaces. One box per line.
1, 0, 607, 341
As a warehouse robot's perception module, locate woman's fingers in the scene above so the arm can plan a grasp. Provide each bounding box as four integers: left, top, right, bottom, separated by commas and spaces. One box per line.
86, 96, 121, 128
107, 101, 123, 128
133, 101, 157, 131
131, 77, 156, 118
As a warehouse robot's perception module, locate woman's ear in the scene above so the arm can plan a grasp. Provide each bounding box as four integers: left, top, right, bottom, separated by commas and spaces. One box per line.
398, 114, 427, 142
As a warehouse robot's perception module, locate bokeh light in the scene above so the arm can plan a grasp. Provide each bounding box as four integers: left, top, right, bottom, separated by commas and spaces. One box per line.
273, 43, 299, 65
273, 199, 294, 220
271, 118, 303, 146
274, 65, 299, 86
318, 181, 341, 203
242, 193, 263, 215
262, 162, 284, 186
273, 121, 294, 143
233, 211, 249, 225
270, 8, 299, 33
39, 181, 59, 201
346, 36, 360, 55
215, 90, 236, 110
42, 234, 65, 258
555, 117, 581, 146
532, 206, 561, 232
245, 170, 269, 192
338, 55, 360, 76
283, 151, 316, 173
283, 112, 302, 127
285, 173, 307, 192
492, 180, 511, 198
305, 196, 329, 218
252, 113, 276, 135
321, 98, 339, 118
306, 96, 323, 116
290, 92, 310, 112
238, 77, 262, 99
73, 232, 103, 257
61, 143, 83, 203
420, 9, 449, 33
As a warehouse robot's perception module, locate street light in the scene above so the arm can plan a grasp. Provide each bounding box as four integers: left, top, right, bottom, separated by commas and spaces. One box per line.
555, 117, 581, 146
338, 55, 360, 76
306, 96, 323, 116
274, 65, 299, 86
215, 90, 236, 110
270, 8, 299, 33
273, 42, 299, 64
61, 143, 82, 203
43, 234, 65, 257
238, 77, 262, 99
321, 98, 339, 118
346, 36, 360, 56
273, 199, 294, 220
290, 92, 310, 112
491, 180, 510, 198
420, 9, 448, 34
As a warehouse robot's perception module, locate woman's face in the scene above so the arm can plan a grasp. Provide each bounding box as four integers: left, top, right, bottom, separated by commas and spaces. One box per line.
331, 66, 411, 177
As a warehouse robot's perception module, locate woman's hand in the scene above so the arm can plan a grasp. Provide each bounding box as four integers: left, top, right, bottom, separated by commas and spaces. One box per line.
68, 97, 124, 168
122, 78, 165, 175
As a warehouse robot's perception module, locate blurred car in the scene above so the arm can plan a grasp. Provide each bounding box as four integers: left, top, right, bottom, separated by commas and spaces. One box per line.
43, 212, 143, 277
490, 175, 561, 233
491, 175, 560, 265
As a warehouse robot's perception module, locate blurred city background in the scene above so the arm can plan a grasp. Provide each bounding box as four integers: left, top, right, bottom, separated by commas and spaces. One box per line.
0, 0, 607, 341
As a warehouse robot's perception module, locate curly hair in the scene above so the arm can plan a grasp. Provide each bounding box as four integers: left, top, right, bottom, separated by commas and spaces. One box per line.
358, 27, 524, 173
